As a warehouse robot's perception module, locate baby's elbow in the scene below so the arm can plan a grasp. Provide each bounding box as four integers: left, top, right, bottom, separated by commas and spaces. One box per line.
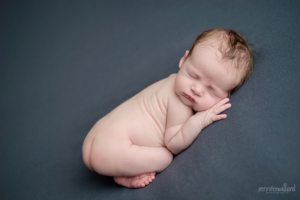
164, 135, 184, 155
165, 142, 181, 155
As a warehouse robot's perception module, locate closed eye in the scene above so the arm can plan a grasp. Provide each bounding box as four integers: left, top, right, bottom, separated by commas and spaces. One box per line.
208, 88, 218, 97
186, 69, 197, 79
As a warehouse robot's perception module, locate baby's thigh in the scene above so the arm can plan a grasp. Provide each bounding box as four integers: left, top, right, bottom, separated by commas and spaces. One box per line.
91, 135, 173, 176
121, 144, 173, 175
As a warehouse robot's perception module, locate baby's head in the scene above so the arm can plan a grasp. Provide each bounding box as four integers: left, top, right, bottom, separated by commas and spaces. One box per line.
175, 29, 253, 111
188, 29, 253, 93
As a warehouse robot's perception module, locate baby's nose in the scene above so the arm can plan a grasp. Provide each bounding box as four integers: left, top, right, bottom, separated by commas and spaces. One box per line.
191, 85, 204, 96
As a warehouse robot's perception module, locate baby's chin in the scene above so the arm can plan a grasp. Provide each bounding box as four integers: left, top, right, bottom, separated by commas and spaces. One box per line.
183, 104, 203, 113
192, 108, 205, 113
180, 100, 206, 113
192, 105, 210, 113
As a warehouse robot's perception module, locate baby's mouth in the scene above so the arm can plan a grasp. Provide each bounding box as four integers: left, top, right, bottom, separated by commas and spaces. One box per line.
183, 93, 195, 103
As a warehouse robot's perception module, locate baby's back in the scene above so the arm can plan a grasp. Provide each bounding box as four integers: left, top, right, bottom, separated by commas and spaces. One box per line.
88, 74, 177, 148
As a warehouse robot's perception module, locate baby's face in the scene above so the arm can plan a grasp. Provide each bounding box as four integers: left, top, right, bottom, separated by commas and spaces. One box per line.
174, 42, 239, 112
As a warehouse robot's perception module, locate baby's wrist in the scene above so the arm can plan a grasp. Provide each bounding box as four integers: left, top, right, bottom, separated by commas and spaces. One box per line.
190, 113, 206, 131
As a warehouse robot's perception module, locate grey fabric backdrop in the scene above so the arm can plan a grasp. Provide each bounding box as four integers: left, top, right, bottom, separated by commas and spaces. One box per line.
1, 0, 299, 199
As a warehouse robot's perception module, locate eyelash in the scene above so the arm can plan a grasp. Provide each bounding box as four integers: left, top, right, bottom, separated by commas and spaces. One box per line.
187, 70, 196, 79
208, 88, 216, 97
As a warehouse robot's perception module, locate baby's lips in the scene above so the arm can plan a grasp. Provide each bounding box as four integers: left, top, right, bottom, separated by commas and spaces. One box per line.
183, 93, 195, 103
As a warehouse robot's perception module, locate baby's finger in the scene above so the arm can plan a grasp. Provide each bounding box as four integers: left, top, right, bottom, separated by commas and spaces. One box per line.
213, 103, 231, 114
212, 114, 227, 122
214, 98, 230, 107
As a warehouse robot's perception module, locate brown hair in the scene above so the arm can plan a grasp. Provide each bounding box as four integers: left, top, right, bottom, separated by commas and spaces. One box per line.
188, 29, 253, 93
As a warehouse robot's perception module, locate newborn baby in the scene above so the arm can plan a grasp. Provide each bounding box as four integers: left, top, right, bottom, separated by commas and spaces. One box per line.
82, 29, 253, 188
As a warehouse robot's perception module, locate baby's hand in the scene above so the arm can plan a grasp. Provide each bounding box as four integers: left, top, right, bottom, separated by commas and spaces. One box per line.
195, 98, 231, 129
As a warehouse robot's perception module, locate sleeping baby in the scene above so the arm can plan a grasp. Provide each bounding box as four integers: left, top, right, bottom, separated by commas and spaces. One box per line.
82, 29, 253, 188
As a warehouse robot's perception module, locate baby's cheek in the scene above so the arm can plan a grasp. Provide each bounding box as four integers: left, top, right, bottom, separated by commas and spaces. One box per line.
194, 104, 207, 112
175, 78, 185, 92
195, 99, 214, 112
208, 100, 218, 109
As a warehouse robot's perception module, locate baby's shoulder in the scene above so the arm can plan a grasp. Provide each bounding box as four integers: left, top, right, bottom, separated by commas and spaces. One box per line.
136, 74, 176, 106
144, 74, 178, 109
152, 73, 177, 93
160, 73, 177, 89
167, 73, 177, 82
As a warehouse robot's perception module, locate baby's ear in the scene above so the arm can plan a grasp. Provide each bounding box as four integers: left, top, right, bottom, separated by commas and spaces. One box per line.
179, 50, 189, 68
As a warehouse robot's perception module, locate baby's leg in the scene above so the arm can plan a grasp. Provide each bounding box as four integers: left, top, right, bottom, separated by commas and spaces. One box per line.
90, 138, 173, 188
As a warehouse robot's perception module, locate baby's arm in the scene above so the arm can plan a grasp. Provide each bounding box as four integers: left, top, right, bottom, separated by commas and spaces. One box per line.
164, 98, 231, 155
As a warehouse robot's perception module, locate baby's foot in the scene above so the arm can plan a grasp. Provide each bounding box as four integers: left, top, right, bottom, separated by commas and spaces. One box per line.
114, 172, 156, 188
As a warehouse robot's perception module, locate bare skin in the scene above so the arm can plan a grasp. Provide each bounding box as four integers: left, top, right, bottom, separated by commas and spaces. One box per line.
82, 41, 240, 188
114, 172, 156, 188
